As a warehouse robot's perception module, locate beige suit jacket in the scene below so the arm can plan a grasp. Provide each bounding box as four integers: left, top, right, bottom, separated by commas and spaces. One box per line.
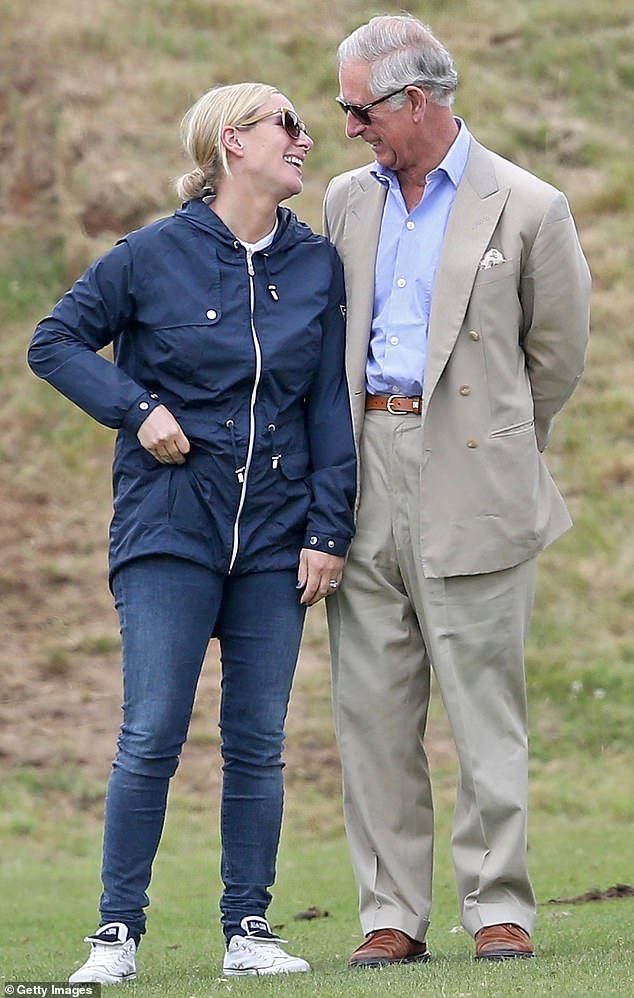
324, 139, 591, 578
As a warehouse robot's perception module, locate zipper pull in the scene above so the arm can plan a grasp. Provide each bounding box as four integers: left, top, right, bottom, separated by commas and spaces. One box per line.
272, 454, 281, 470
235, 466, 246, 483
268, 284, 279, 301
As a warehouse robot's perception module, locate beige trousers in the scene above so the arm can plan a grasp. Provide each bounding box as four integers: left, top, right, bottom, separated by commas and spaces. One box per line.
328, 412, 537, 941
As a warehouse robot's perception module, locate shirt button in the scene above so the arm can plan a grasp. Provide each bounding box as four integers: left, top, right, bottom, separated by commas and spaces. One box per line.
466, 438, 478, 448
390, 336, 399, 345
469, 330, 481, 341
206, 308, 217, 320
139, 401, 149, 410
309, 535, 318, 545
327, 540, 335, 549
459, 385, 471, 396
406, 221, 415, 230
397, 277, 407, 288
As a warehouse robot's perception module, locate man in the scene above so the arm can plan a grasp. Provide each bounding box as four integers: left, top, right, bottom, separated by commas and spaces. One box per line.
324, 14, 590, 967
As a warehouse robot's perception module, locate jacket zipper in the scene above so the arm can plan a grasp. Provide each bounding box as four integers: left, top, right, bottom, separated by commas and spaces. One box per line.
228, 247, 262, 573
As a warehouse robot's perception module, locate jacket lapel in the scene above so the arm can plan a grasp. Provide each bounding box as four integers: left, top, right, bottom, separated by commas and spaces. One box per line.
342, 170, 386, 398
424, 142, 510, 400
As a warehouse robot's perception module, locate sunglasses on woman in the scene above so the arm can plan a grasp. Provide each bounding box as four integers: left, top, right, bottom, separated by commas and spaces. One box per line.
335, 85, 410, 125
238, 107, 309, 140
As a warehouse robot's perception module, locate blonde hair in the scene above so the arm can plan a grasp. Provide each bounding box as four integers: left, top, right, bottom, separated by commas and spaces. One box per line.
175, 82, 278, 200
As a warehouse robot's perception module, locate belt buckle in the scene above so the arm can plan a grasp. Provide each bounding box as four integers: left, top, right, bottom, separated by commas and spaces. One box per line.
386, 393, 406, 414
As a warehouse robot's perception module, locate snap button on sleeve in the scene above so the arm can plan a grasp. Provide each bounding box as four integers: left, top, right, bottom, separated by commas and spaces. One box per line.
139, 401, 149, 411
327, 539, 335, 548
309, 536, 318, 545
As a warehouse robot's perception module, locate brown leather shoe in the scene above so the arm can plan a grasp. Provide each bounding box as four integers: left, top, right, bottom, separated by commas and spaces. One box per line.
349, 928, 430, 968
475, 923, 534, 960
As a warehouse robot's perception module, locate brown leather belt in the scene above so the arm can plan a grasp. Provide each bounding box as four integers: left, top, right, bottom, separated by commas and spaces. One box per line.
365, 393, 423, 414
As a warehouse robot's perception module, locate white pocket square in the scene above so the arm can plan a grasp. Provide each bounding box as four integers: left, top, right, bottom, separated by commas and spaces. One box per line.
479, 248, 507, 270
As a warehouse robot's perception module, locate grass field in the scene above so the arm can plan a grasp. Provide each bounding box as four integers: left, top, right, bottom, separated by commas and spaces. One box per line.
1, 0, 633, 993
2, 785, 633, 996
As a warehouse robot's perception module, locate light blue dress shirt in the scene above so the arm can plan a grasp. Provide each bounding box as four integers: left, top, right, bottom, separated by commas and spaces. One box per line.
367, 119, 471, 397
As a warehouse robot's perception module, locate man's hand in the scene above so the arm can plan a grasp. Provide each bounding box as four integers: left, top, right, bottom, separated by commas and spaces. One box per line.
297, 549, 345, 606
137, 404, 191, 464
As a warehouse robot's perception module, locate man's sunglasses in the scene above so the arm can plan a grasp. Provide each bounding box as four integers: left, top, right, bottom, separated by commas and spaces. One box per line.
335, 85, 410, 125
237, 107, 309, 140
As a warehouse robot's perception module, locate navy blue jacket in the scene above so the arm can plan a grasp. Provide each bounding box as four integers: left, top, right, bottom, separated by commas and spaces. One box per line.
28, 199, 356, 581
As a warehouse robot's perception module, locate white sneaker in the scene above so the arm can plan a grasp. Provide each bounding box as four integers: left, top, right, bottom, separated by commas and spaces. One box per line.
223, 916, 310, 976
69, 922, 137, 985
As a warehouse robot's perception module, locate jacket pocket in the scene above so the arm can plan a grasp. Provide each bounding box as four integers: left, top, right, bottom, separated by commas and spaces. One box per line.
472, 258, 516, 287
489, 418, 535, 438
278, 451, 310, 480
137, 466, 173, 524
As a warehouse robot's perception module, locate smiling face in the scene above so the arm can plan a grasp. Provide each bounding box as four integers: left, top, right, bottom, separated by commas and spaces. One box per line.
338, 62, 425, 175
234, 92, 313, 202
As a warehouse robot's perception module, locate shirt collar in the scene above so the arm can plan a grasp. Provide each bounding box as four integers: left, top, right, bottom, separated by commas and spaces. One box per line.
371, 116, 471, 190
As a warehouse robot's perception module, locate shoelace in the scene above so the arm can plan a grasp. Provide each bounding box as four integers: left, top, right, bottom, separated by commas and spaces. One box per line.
237, 938, 289, 959
83, 941, 129, 968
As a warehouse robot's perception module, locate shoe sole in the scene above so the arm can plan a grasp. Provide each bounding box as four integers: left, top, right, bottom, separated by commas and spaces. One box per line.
350, 952, 431, 968
224, 968, 310, 976
69, 974, 136, 984
475, 951, 534, 961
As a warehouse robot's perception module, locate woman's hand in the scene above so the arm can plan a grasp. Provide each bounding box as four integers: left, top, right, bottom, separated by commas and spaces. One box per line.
137, 405, 191, 464
297, 549, 345, 606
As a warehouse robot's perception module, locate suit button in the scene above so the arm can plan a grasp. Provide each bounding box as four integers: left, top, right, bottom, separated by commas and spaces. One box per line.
466, 438, 478, 448
468, 330, 480, 341
459, 385, 471, 396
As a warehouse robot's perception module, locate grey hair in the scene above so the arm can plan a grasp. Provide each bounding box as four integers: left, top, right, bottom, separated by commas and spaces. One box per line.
174, 82, 278, 200
337, 14, 458, 109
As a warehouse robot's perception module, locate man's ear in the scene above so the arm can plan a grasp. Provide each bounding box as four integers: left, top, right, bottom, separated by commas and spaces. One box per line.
407, 86, 427, 122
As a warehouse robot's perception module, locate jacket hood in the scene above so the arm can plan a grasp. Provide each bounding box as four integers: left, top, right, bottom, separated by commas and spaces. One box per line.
174, 197, 316, 253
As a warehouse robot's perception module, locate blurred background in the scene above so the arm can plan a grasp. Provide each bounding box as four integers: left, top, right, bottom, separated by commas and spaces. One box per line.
1, 0, 632, 897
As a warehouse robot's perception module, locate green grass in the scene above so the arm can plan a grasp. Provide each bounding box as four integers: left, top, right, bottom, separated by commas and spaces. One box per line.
2, 793, 633, 996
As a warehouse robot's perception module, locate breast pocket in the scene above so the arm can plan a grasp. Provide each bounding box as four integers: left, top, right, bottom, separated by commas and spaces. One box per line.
472, 258, 516, 288
152, 319, 219, 383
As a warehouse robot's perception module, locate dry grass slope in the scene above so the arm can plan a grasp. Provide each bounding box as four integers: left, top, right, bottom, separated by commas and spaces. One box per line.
1, 0, 633, 825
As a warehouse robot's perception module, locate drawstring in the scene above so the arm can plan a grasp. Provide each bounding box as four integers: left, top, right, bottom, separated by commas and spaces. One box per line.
267, 422, 281, 470
225, 419, 245, 483
262, 254, 279, 302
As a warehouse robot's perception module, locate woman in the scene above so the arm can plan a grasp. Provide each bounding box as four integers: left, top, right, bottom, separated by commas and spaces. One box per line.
28, 82, 356, 982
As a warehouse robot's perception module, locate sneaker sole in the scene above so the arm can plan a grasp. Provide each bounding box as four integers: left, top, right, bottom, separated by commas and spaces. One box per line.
69, 972, 137, 984
224, 967, 310, 976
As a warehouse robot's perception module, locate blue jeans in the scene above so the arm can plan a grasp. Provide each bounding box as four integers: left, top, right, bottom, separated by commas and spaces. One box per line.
100, 556, 306, 942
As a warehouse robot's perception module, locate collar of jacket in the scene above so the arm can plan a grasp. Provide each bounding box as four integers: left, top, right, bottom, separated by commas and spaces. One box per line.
174, 197, 313, 255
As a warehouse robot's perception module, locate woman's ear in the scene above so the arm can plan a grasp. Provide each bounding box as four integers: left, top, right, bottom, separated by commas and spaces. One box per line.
222, 126, 244, 156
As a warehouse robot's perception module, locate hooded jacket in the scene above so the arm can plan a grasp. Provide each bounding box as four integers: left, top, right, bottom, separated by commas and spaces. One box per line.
28, 198, 356, 581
